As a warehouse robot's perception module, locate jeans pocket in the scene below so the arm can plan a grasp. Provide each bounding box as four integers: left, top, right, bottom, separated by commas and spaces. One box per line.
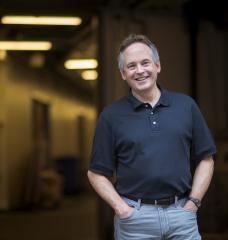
119, 206, 137, 221
177, 199, 197, 214
178, 205, 197, 214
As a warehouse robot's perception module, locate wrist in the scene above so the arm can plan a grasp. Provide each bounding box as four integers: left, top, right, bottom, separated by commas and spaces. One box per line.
114, 201, 130, 216
188, 196, 201, 208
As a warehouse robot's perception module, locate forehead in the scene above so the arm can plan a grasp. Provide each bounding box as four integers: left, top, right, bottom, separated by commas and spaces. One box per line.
122, 42, 152, 62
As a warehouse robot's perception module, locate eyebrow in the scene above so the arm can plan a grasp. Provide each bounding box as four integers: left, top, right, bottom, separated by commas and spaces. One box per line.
126, 58, 151, 66
126, 62, 135, 67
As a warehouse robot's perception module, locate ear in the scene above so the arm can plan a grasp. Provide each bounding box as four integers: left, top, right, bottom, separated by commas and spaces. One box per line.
156, 62, 161, 73
120, 70, 126, 80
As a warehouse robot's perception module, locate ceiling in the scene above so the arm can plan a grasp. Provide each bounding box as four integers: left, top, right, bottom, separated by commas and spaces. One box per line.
0, 0, 227, 100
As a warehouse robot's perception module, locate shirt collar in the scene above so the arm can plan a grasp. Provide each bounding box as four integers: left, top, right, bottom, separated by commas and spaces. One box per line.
127, 85, 170, 110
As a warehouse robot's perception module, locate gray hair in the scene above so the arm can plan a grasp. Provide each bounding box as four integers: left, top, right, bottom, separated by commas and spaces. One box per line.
117, 34, 160, 71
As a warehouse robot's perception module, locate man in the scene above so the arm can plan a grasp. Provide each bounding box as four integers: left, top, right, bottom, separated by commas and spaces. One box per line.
87, 34, 216, 239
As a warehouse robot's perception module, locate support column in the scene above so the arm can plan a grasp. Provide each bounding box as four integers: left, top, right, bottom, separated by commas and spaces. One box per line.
0, 62, 9, 210
97, 10, 144, 240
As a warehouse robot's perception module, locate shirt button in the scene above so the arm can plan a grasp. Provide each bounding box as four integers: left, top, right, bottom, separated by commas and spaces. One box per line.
145, 104, 149, 108
150, 112, 154, 115
153, 121, 157, 125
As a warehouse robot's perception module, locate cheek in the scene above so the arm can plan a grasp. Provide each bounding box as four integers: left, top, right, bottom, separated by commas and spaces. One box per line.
124, 72, 134, 80
147, 68, 158, 76
121, 69, 133, 80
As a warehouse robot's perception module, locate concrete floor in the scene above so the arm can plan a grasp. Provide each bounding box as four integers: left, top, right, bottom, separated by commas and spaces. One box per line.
0, 193, 99, 240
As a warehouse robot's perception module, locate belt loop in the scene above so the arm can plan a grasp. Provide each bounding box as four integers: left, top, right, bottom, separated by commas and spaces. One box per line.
137, 199, 141, 210
155, 199, 157, 205
175, 196, 178, 206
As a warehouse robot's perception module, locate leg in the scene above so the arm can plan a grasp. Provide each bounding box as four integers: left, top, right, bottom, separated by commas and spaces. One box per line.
166, 199, 201, 240
114, 198, 162, 240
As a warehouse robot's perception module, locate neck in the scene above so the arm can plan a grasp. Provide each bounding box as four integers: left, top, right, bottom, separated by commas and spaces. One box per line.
132, 84, 161, 107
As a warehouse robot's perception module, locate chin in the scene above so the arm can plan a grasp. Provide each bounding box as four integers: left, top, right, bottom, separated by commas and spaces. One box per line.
133, 87, 149, 93
135, 83, 152, 91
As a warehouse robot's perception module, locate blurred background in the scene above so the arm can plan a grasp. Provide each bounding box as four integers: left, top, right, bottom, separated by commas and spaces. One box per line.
0, 0, 228, 239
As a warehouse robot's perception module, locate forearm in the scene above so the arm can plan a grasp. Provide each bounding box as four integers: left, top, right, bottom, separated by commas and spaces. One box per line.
87, 170, 131, 216
184, 156, 214, 211
190, 156, 214, 200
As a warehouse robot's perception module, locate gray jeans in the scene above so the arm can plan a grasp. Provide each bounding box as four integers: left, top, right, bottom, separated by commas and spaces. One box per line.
114, 197, 201, 240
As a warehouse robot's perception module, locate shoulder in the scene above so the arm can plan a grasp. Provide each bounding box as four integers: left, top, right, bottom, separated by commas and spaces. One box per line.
164, 89, 193, 101
164, 89, 203, 119
164, 89, 196, 106
100, 96, 130, 118
96, 96, 130, 130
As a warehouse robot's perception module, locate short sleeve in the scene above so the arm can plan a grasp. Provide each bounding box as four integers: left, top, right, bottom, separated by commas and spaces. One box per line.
89, 111, 116, 177
190, 100, 217, 165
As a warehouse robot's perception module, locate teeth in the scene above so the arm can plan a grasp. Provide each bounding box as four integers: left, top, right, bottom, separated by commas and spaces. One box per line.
136, 77, 146, 81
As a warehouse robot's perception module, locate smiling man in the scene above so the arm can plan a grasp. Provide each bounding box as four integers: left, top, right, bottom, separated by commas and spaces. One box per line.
87, 34, 216, 240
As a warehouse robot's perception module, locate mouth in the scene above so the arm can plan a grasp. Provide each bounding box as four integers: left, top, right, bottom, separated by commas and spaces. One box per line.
135, 76, 148, 81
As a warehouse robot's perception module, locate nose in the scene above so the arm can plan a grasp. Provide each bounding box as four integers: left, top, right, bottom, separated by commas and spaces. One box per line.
136, 64, 144, 74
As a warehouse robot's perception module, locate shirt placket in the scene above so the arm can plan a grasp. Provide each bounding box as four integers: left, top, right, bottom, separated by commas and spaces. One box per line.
144, 103, 160, 132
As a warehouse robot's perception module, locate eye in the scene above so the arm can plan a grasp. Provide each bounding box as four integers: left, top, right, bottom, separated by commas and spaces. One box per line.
142, 60, 150, 66
127, 64, 136, 70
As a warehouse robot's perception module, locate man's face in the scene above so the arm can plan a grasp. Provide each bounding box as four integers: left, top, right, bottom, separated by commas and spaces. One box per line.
120, 42, 161, 94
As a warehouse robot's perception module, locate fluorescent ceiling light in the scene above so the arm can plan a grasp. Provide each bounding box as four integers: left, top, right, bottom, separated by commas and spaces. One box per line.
1, 16, 82, 26
0, 41, 52, 51
64, 59, 98, 69
81, 70, 98, 80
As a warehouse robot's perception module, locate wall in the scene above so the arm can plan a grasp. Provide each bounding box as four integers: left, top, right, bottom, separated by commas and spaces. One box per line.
198, 21, 228, 133
146, 14, 191, 94
0, 58, 96, 209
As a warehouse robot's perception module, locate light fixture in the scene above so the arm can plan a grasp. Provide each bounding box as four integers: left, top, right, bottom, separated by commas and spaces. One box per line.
1, 16, 82, 26
0, 41, 52, 51
64, 59, 98, 69
81, 70, 98, 80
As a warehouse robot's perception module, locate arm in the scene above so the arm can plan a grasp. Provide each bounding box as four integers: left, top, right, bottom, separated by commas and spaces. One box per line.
184, 156, 214, 211
87, 170, 134, 218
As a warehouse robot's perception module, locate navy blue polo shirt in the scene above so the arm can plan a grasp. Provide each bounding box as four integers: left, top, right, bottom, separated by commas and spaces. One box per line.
89, 88, 216, 200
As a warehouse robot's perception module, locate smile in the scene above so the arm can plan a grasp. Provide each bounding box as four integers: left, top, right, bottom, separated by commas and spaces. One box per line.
135, 76, 148, 81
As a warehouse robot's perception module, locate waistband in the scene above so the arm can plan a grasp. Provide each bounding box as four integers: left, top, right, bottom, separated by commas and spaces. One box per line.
122, 193, 188, 206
